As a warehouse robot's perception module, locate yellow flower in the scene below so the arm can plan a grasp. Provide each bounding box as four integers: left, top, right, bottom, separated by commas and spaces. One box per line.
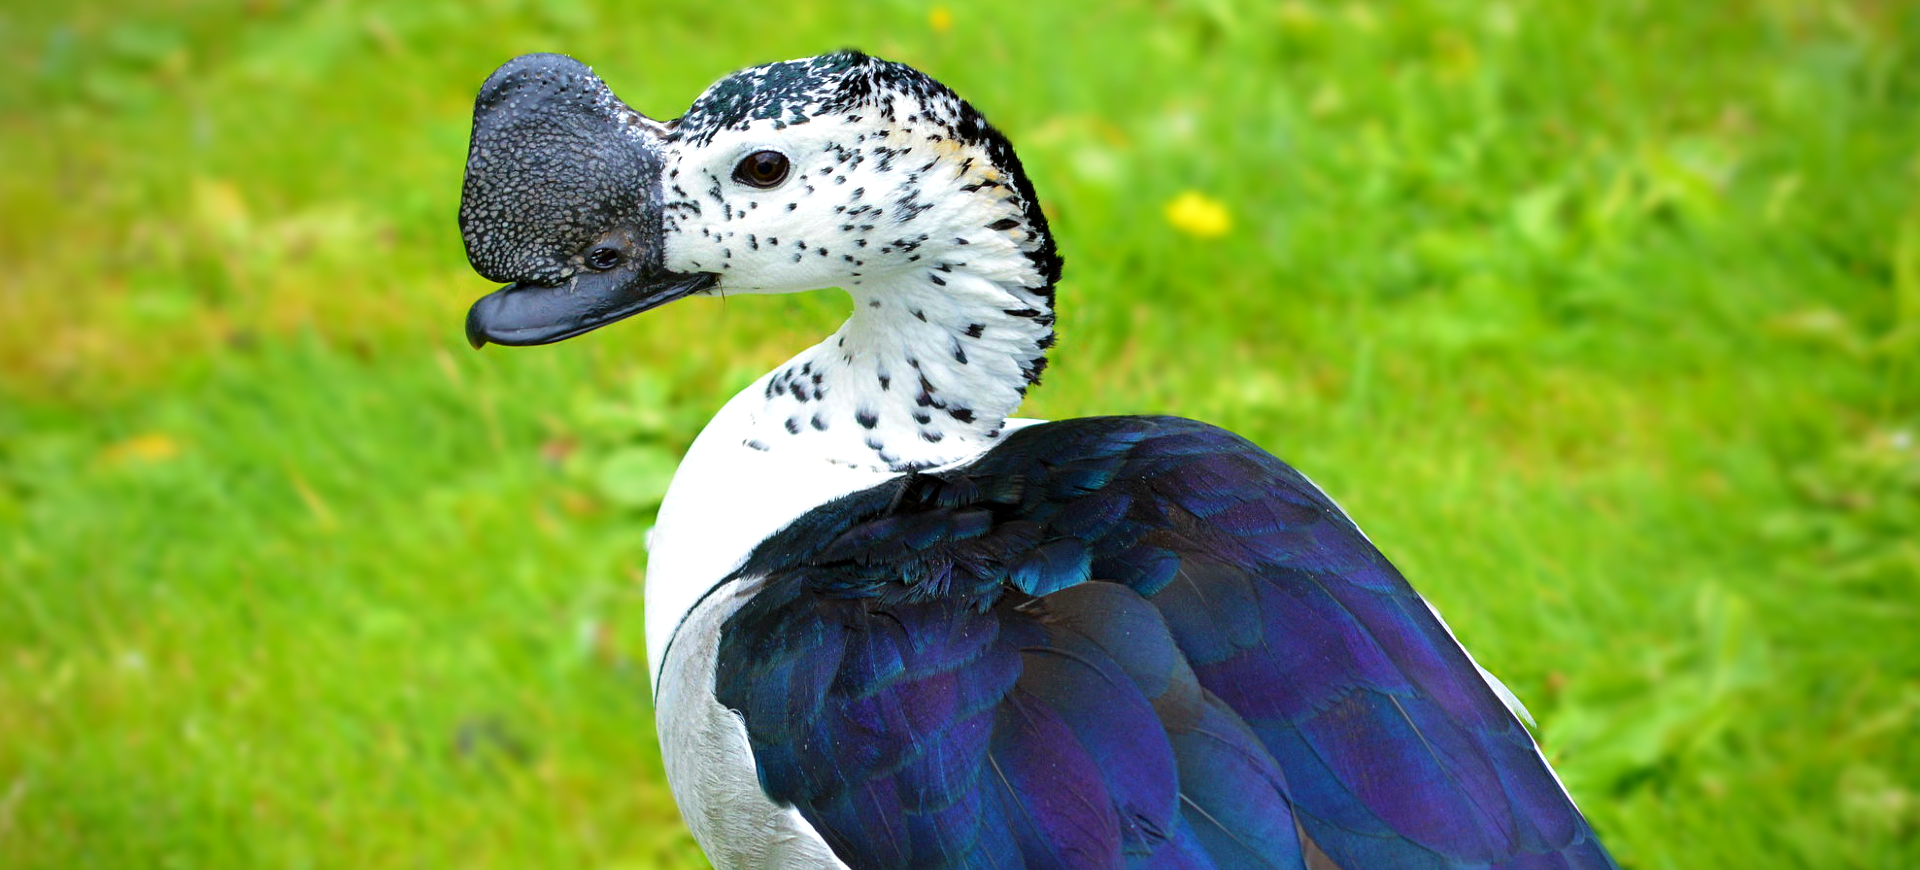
1165, 190, 1232, 238
929, 6, 953, 33
102, 433, 180, 465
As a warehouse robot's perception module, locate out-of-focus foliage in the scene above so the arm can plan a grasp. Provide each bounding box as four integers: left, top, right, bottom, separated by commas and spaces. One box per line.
2, 1, 1915, 867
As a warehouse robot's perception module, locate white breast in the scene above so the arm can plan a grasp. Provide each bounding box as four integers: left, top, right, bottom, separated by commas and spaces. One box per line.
644, 371, 896, 688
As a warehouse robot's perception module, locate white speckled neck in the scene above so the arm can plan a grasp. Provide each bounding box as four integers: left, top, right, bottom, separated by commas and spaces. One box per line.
738, 269, 1053, 472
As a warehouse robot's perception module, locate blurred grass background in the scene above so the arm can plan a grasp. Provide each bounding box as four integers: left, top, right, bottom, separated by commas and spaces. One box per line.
2, 0, 1916, 867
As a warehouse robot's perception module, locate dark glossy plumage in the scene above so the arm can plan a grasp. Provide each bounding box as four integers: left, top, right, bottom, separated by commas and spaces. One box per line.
711, 416, 1617, 869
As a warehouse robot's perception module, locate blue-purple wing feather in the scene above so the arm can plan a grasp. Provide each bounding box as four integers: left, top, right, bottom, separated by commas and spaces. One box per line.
714, 416, 1615, 869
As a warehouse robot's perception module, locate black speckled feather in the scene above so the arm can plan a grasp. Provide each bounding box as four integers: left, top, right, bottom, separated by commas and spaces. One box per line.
714, 416, 1617, 870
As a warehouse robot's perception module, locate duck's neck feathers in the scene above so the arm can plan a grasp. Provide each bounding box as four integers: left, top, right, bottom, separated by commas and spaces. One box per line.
739, 268, 1054, 472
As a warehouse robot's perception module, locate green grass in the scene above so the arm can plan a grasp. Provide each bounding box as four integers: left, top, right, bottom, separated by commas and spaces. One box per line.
3, 1, 1916, 866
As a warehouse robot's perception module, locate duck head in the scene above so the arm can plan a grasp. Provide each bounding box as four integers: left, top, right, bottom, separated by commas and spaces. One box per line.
460, 50, 1060, 349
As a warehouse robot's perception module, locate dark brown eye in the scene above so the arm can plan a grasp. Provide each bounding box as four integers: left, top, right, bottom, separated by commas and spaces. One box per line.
585, 246, 622, 271
733, 150, 790, 188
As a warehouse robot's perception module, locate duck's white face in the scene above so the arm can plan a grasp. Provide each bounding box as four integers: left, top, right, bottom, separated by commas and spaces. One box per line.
458, 51, 1059, 347
656, 53, 1052, 297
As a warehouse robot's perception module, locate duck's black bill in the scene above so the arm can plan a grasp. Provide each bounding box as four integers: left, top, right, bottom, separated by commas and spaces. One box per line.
458, 52, 714, 349
465, 269, 717, 348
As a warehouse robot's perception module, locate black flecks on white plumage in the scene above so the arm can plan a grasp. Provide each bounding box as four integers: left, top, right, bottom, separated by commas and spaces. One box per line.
665, 51, 1059, 285
643, 52, 1064, 469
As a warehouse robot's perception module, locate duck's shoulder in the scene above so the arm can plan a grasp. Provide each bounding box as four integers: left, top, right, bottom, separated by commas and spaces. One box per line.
730, 413, 1342, 597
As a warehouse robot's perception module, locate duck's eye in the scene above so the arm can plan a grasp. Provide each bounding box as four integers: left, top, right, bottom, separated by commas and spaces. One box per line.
733, 150, 791, 189
585, 246, 622, 271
